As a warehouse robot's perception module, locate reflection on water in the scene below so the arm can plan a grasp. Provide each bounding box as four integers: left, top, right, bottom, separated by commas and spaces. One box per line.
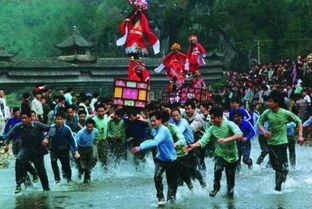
15, 195, 50, 209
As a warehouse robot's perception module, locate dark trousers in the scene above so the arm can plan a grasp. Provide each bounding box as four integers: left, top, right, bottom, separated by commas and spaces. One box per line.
237, 141, 252, 167
77, 146, 96, 182
213, 156, 237, 193
15, 150, 49, 190
107, 139, 127, 164
154, 159, 178, 201
257, 135, 269, 164
12, 140, 21, 156
268, 144, 289, 188
97, 140, 108, 167
287, 136, 296, 167
50, 148, 71, 181
176, 155, 192, 187
188, 150, 206, 187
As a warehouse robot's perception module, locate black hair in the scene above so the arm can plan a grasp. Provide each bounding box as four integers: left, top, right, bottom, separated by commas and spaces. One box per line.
210, 106, 224, 118
78, 110, 87, 116
66, 105, 75, 112
185, 101, 196, 109
232, 110, 243, 118
86, 118, 95, 126
149, 111, 163, 120
171, 108, 181, 115
21, 111, 31, 118
231, 98, 241, 104
161, 111, 170, 123
95, 104, 105, 111
58, 95, 65, 102
268, 90, 284, 107
200, 102, 210, 110
22, 92, 31, 99
30, 110, 36, 116
12, 107, 20, 113
127, 108, 138, 116
115, 109, 125, 117
55, 111, 66, 119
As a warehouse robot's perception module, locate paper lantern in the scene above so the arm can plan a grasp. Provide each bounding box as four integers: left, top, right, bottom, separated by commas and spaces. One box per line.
137, 82, 148, 89
115, 80, 126, 87
135, 101, 146, 108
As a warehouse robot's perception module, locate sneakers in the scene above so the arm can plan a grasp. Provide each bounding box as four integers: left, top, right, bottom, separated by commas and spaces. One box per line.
209, 189, 219, 197
158, 198, 166, 206
15, 185, 22, 194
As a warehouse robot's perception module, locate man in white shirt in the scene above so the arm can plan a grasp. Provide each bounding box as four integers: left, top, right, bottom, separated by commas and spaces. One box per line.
64, 88, 74, 106
0, 89, 9, 132
31, 91, 43, 121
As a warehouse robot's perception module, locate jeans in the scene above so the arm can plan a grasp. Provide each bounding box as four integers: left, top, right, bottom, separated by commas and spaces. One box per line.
237, 140, 252, 167
154, 159, 178, 201
176, 155, 192, 188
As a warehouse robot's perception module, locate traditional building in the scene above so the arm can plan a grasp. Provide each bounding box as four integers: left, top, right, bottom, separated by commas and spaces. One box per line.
0, 29, 225, 100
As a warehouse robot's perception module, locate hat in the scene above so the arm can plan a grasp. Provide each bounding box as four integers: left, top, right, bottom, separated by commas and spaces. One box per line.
171, 43, 181, 50
188, 34, 198, 41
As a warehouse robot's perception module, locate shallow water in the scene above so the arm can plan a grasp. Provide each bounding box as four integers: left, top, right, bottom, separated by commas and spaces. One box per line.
1, 140, 312, 209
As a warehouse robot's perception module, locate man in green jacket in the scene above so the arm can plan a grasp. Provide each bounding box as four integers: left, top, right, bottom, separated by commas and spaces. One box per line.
258, 90, 304, 191
184, 106, 243, 198
107, 109, 126, 164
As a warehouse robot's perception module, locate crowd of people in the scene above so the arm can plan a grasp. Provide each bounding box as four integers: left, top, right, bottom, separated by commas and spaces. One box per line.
0, 53, 311, 206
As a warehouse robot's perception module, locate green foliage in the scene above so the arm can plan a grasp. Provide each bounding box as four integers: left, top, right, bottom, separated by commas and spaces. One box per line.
0, 0, 311, 66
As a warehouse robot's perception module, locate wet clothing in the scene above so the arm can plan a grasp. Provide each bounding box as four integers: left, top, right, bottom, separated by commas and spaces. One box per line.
5, 121, 50, 190
213, 156, 237, 194
46, 125, 78, 181
154, 159, 178, 201
75, 128, 98, 182
258, 108, 301, 145
258, 108, 300, 190
287, 122, 297, 167
199, 120, 242, 163
139, 125, 178, 201
50, 148, 71, 181
167, 123, 192, 188
236, 120, 255, 167
268, 144, 288, 190
140, 125, 177, 162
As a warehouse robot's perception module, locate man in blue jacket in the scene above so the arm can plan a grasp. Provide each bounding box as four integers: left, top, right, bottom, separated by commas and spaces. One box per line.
233, 110, 256, 170
131, 111, 178, 206
42, 111, 80, 183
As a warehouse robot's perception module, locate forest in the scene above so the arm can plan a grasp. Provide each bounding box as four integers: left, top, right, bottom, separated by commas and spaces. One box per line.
0, 0, 311, 70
